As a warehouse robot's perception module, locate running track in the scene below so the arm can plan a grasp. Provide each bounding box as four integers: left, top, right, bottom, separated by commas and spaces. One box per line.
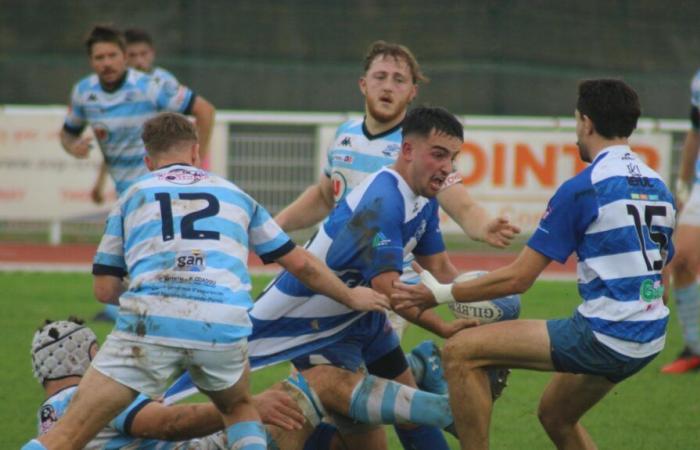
0, 243, 577, 280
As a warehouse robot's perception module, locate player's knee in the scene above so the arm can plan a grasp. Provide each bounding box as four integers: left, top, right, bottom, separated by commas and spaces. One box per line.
301, 365, 350, 398
537, 402, 572, 433
443, 335, 478, 374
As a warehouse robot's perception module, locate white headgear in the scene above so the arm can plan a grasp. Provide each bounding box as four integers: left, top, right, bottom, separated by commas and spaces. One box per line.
31, 320, 97, 383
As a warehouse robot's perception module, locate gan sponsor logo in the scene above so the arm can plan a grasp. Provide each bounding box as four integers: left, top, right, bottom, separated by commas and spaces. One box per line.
175, 250, 206, 272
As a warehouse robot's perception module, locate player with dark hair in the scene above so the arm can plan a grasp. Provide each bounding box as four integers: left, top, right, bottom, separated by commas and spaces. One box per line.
250, 106, 519, 450
393, 79, 676, 449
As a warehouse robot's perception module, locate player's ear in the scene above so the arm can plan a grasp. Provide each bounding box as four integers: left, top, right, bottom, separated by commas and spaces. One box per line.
359, 76, 367, 96
408, 83, 418, 103
401, 140, 414, 160
191, 143, 201, 167
144, 154, 155, 171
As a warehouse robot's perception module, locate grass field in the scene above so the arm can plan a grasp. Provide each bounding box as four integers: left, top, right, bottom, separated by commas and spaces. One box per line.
1, 272, 697, 449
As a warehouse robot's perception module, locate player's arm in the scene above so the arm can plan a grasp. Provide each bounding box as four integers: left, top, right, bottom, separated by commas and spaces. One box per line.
190, 96, 215, 163
128, 392, 305, 440
59, 128, 93, 159
393, 246, 550, 311
93, 275, 126, 305
437, 183, 520, 248
373, 268, 473, 339
675, 109, 700, 207
276, 245, 389, 312
275, 175, 335, 232
91, 162, 108, 204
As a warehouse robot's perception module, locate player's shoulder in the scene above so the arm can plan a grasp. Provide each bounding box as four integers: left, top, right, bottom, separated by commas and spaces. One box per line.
335, 118, 364, 137
153, 66, 178, 84
73, 74, 99, 95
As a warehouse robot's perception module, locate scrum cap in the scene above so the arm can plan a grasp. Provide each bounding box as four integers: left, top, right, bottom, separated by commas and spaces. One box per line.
31, 320, 97, 383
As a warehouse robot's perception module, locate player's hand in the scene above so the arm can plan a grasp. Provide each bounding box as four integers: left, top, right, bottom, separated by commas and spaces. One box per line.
439, 318, 480, 338
91, 185, 104, 204
392, 263, 439, 314
70, 136, 93, 158
346, 286, 390, 312
253, 390, 305, 431
392, 281, 438, 314
483, 216, 520, 248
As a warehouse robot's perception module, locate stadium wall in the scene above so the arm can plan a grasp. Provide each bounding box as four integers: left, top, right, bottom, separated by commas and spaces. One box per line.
0, 106, 685, 244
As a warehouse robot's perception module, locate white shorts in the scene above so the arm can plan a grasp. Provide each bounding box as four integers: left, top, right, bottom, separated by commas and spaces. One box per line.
92, 334, 248, 397
679, 184, 700, 226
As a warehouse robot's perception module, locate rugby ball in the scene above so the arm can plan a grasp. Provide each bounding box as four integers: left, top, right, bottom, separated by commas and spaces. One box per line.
447, 271, 521, 324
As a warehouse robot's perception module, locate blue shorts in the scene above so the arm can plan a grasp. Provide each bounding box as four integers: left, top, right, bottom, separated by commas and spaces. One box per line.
292, 311, 401, 373
547, 313, 658, 383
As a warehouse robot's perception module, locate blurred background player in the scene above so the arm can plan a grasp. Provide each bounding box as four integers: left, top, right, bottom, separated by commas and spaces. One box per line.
274, 40, 519, 394
24, 113, 387, 450
28, 317, 329, 450
393, 79, 676, 450
90, 27, 181, 205
663, 69, 700, 373
61, 25, 215, 322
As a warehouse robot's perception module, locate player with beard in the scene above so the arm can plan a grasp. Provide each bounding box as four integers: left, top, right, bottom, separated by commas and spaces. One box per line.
274, 41, 519, 427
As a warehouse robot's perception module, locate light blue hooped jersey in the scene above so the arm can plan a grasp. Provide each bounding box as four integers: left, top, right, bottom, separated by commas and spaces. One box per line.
63, 69, 194, 195
93, 164, 294, 350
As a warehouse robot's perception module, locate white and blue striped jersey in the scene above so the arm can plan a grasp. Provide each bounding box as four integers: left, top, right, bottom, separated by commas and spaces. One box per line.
37, 386, 226, 449
248, 167, 445, 368
151, 66, 178, 85
324, 118, 403, 202
529, 145, 676, 357
93, 164, 294, 350
63, 68, 195, 195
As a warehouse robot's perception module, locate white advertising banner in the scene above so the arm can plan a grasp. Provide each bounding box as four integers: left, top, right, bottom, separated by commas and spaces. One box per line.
440, 129, 673, 233
0, 108, 116, 221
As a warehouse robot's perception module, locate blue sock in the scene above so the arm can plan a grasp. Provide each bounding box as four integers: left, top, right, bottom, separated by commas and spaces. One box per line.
675, 283, 700, 354
395, 425, 450, 450
348, 375, 453, 428
21, 440, 47, 450
225, 421, 266, 450
303, 422, 338, 450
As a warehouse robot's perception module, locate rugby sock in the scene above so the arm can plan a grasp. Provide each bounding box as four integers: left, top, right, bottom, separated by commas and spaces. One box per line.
348, 374, 453, 428
225, 421, 267, 450
21, 440, 47, 450
405, 352, 425, 386
395, 424, 450, 450
303, 422, 338, 450
674, 283, 700, 355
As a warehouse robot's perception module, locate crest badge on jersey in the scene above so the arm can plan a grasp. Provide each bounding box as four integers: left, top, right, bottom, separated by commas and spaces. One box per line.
331, 170, 348, 202
92, 123, 109, 142
40, 404, 58, 434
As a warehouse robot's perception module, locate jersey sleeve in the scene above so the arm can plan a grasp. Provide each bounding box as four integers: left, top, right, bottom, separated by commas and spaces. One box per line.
62, 85, 86, 136
527, 174, 598, 263
413, 200, 446, 256
249, 202, 295, 264
326, 175, 406, 280
153, 77, 195, 114
92, 203, 127, 277
111, 394, 152, 435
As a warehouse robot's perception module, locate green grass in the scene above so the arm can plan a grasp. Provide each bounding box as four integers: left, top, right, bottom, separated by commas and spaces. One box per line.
1, 272, 696, 449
